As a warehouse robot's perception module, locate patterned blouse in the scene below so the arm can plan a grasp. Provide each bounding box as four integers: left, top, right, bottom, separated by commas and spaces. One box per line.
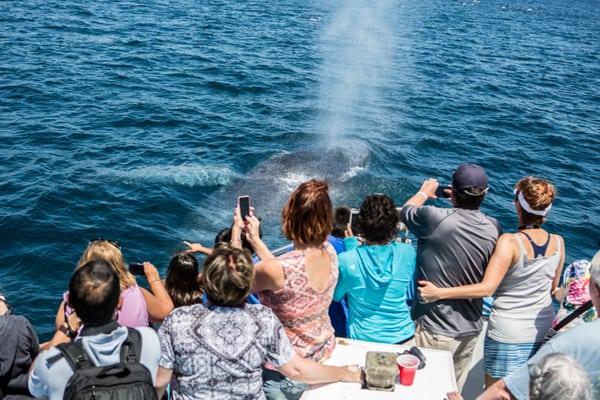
259, 242, 339, 362
158, 303, 294, 400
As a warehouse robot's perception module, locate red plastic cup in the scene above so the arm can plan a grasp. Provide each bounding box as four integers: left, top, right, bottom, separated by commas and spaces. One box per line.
397, 354, 420, 386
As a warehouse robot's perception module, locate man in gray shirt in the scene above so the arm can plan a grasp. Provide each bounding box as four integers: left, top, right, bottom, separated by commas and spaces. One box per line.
399, 163, 500, 391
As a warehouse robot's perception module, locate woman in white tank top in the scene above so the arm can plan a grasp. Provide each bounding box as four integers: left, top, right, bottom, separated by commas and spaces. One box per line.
418, 177, 564, 388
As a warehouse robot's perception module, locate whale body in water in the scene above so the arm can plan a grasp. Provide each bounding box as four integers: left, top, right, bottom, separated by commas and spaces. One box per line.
99, 140, 370, 247
200, 142, 370, 243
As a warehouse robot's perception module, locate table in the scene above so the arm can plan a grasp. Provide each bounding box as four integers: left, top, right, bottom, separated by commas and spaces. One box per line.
302, 338, 457, 399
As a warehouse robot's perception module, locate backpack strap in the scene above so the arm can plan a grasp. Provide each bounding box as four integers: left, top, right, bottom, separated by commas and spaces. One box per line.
553, 300, 594, 331
56, 340, 93, 372
120, 328, 142, 364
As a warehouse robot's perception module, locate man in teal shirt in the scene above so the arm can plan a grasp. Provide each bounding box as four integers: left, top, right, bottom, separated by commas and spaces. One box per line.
334, 194, 417, 344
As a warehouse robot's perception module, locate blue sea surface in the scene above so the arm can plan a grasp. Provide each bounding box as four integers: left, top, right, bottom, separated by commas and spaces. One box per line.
1, 0, 599, 339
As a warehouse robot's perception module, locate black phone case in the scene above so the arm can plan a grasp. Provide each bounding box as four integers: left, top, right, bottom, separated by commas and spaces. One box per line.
129, 263, 145, 276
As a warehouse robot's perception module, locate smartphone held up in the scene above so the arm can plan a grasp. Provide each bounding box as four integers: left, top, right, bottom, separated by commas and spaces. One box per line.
349, 208, 360, 234
435, 185, 452, 199
238, 195, 251, 221
129, 262, 145, 276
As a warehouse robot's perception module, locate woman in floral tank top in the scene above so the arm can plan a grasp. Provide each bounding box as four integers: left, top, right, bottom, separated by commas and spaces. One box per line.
245, 179, 339, 399
259, 241, 338, 361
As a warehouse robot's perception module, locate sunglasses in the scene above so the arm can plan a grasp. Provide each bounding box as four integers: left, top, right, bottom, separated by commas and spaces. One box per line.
88, 238, 121, 249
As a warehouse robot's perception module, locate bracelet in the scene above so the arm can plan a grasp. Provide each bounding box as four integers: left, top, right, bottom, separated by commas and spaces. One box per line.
416, 191, 429, 200
150, 278, 162, 285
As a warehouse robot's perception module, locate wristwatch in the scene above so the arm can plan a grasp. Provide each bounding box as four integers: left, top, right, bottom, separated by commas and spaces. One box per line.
59, 322, 77, 339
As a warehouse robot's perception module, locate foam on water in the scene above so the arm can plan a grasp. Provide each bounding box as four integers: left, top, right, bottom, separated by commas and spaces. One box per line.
339, 166, 366, 182
98, 165, 238, 187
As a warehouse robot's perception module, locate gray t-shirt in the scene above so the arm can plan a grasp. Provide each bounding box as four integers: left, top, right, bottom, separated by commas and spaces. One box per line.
504, 318, 600, 399
400, 205, 500, 337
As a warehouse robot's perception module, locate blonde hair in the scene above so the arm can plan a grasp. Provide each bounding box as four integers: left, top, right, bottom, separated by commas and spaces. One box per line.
202, 243, 254, 307
77, 241, 136, 289
515, 176, 556, 226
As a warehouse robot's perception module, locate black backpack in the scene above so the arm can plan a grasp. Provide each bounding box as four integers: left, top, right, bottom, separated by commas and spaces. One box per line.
56, 328, 157, 400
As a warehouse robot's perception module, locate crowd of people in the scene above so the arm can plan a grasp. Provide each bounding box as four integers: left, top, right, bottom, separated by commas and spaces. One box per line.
0, 163, 598, 400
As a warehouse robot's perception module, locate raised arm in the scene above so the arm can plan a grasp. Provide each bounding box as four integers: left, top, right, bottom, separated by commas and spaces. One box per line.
54, 300, 66, 331
183, 241, 213, 256
419, 234, 517, 301
141, 262, 174, 323
230, 204, 245, 250
245, 214, 275, 261
403, 178, 439, 208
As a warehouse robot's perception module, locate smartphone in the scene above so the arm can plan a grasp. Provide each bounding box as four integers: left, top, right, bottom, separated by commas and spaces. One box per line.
238, 195, 251, 220
350, 208, 360, 234
129, 262, 145, 276
435, 185, 452, 199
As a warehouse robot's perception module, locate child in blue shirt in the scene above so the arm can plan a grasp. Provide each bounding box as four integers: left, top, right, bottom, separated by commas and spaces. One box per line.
334, 195, 416, 344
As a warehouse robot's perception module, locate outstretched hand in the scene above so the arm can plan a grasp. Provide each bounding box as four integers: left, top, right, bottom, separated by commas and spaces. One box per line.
184, 241, 205, 252
419, 178, 439, 199
340, 365, 362, 383
418, 280, 442, 304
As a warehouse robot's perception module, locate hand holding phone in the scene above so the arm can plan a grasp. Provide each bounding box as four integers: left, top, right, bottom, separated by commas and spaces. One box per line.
349, 208, 360, 235
435, 185, 452, 199
238, 196, 251, 221
129, 262, 145, 276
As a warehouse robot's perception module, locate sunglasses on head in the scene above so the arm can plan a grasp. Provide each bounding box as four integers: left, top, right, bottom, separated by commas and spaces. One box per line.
88, 238, 121, 249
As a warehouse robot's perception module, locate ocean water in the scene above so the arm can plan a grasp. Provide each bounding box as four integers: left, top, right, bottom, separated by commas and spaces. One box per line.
1, 0, 599, 339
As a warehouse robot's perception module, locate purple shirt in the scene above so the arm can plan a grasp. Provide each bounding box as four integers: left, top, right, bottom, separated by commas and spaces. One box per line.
63, 285, 148, 328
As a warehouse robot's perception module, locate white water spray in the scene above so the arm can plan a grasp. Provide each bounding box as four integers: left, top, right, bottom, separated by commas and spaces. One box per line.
317, 0, 396, 146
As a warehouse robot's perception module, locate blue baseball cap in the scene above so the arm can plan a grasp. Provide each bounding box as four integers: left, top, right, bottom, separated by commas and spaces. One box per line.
452, 163, 489, 194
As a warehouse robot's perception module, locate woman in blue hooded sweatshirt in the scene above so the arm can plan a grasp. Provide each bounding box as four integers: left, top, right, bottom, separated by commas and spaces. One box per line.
334, 194, 417, 344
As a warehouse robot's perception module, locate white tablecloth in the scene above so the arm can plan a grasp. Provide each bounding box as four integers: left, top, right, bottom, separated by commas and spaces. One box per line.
302, 338, 457, 400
